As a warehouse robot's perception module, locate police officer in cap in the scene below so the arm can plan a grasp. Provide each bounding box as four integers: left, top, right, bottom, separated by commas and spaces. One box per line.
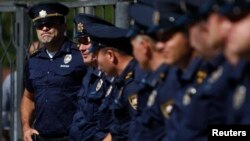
20, 2, 87, 141
87, 23, 147, 141
221, 0, 250, 125
127, 1, 173, 141
69, 13, 115, 141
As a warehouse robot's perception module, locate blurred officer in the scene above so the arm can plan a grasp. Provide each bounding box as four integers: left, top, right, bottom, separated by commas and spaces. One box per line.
140, 0, 216, 141
128, 0, 204, 140
220, 0, 250, 124
87, 23, 147, 141
171, 0, 240, 141
69, 13, 115, 141
20, 2, 87, 141
127, 2, 172, 140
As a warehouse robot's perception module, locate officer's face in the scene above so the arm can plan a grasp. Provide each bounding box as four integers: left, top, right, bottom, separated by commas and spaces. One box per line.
155, 32, 191, 67
131, 35, 153, 70
190, 14, 231, 59
77, 36, 95, 65
226, 14, 250, 60
36, 22, 65, 44
95, 48, 116, 76
206, 13, 229, 49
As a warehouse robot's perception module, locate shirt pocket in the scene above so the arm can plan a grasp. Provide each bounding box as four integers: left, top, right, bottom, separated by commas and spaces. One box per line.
29, 70, 47, 88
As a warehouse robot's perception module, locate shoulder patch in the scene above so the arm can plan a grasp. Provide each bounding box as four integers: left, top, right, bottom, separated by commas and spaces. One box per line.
128, 93, 138, 110
29, 48, 40, 57
161, 99, 175, 119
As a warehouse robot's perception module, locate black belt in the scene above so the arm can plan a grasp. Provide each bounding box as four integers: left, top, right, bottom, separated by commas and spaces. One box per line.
33, 135, 69, 141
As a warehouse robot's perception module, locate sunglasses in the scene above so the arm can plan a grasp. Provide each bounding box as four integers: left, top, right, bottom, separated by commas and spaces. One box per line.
35, 22, 58, 30
76, 36, 91, 45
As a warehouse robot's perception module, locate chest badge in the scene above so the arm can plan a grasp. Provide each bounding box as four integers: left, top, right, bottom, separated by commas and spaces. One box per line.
128, 94, 138, 110
183, 87, 197, 106
147, 90, 157, 107
208, 66, 223, 84
105, 86, 113, 97
64, 54, 72, 64
96, 79, 104, 91
233, 85, 246, 110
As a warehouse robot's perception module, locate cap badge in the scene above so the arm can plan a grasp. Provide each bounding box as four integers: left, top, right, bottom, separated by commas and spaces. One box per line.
39, 10, 47, 18
153, 11, 160, 25
77, 22, 84, 32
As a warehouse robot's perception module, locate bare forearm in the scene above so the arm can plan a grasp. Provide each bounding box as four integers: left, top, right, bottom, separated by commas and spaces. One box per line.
20, 89, 35, 130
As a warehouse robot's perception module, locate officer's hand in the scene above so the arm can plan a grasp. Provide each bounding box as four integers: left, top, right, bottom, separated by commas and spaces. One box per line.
23, 127, 39, 141
103, 133, 112, 141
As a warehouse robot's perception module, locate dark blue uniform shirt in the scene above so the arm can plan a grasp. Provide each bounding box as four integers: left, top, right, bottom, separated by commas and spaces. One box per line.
176, 55, 229, 141
69, 67, 111, 141
161, 57, 207, 141
94, 76, 116, 140
226, 61, 250, 124
108, 59, 147, 141
25, 38, 87, 137
133, 64, 170, 141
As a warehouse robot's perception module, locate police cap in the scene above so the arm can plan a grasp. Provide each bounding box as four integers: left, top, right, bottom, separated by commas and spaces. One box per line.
28, 2, 69, 28
87, 24, 132, 55
73, 13, 113, 38
127, 3, 155, 38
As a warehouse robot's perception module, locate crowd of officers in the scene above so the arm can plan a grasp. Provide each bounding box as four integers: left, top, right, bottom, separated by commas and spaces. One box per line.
19, 0, 250, 141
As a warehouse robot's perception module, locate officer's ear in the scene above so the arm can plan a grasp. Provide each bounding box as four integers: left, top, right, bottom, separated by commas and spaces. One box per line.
105, 48, 116, 63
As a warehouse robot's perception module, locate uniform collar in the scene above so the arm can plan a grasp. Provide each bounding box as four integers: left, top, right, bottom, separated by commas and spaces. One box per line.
92, 68, 103, 77
205, 53, 225, 71
230, 60, 249, 82
180, 57, 204, 82
146, 64, 169, 88
36, 37, 72, 58
115, 59, 137, 86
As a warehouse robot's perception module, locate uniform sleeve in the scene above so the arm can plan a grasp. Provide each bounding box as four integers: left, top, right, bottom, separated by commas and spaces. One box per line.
24, 61, 34, 93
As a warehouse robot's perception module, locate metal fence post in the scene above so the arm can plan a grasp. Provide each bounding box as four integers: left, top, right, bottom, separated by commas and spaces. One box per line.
14, 4, 29, 141
115, 1, 130, 28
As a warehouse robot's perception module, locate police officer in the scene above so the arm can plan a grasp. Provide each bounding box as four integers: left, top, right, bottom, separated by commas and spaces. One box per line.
171, 0, 239, 140
127, 2, 172, 141
69, 13, 115, 141
87, 23, 147, 141
20, 2, 87, 141
139, 0, 213, 141
221, 0, 250, 124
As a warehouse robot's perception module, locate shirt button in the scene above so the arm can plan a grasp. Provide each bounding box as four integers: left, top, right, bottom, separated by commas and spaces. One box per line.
47, 71, 50, 74
45, 99, 48, 103
50, 59, 53, 61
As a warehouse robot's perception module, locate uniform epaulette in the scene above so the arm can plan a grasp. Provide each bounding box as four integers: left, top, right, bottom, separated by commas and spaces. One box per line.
71, 42, 79, 50
29, 48, 41, 57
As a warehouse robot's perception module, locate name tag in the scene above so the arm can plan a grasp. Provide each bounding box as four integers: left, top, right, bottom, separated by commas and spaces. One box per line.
60, 65, 70, 68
